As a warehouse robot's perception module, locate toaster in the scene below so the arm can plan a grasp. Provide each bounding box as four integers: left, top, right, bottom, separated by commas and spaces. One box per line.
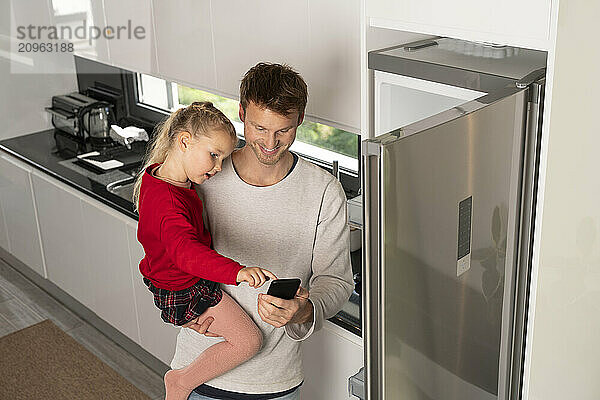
45, 92, 112, 140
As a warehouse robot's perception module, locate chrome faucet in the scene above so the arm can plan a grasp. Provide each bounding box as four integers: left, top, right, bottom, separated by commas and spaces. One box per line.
332, 160, 340, 180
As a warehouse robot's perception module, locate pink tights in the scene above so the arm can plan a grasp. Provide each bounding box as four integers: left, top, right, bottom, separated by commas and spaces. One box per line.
163, 291, 263, 400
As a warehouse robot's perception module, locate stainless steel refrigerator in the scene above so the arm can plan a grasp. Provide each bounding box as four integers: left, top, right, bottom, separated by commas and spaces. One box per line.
363, 38, 547, 400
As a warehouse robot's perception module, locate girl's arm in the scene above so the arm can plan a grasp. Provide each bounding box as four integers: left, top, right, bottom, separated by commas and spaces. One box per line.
159, 210, 243, 285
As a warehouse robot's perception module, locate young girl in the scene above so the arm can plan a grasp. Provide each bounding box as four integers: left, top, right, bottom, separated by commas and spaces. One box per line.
133, 102, 277, 400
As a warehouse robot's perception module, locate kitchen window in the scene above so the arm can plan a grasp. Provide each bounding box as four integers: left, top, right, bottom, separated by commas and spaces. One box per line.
134, 73, 359, 173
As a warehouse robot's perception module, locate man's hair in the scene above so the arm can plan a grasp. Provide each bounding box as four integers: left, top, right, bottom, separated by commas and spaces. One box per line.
240, 62, 308, 122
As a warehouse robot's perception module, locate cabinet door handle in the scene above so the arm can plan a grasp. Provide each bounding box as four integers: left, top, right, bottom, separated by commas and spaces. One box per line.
403, 40, 438, 52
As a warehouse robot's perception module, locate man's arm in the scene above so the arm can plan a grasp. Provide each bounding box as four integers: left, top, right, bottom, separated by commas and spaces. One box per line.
283, 179, 354, 340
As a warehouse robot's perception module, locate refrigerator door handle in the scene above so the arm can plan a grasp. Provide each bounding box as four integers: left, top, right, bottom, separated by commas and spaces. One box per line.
509, 78, 545, 399
362, 141, 383, 400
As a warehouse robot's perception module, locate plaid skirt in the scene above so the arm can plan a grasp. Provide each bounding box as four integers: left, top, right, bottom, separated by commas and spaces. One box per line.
143, 278, 223, 326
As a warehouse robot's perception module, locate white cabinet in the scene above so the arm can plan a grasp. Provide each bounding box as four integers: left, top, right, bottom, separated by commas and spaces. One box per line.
152, 0, 217, 92
1, 0, 77, 139
210, 1, 311, 100
0, 151, 177, 362
30, 169, 138, 340
102, 0, 159, 74
304, 0, 361, 133
8, 0, 75, 75
0, 155, 45, 277
31, 172, 92, 308
367, 0, 552, 50
127, 221, 179, 365
207, 0, 361, 132
60, 0, 111, 65
98, 0, 362, 131
0, 175, 9, 251
80, 197, 139, 341
301, 321, 363, 399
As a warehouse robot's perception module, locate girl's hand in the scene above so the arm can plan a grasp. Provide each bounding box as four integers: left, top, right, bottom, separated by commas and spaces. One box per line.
236, 267, 277, 288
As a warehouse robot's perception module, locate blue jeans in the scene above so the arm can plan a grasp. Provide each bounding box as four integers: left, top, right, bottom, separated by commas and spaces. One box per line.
188, 387, 300, 400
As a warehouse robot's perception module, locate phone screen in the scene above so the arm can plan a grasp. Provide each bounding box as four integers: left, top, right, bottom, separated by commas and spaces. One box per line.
266, 278, 301, 300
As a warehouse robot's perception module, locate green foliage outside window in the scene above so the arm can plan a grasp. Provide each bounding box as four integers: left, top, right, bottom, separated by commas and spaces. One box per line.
178, 85, 358, 159
178, 85, 241, 123
296, 122, 358, 158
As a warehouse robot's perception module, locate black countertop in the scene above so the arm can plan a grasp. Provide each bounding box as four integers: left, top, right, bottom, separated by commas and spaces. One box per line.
0, 129, 362, 337
0, 130, 142, 220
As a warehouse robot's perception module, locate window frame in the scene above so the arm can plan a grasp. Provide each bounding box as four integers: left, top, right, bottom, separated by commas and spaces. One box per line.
124, 72, 360, 197
124, 71, 171, 124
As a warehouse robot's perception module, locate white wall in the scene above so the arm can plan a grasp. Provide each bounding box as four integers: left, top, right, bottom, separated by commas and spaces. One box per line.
525, 1, 600, 399
0, 0, 77, 141
0, 59, 77, 141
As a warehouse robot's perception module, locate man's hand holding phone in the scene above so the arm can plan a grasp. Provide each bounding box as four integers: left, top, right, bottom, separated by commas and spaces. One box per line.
257, 282, 313, 328
192, 275, 313, 337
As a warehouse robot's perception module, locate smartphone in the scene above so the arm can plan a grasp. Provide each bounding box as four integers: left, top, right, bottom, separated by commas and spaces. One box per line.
266, 278, 301, 300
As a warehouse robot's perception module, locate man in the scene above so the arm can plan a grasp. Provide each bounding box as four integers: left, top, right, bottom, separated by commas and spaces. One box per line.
170, 62, 354, 400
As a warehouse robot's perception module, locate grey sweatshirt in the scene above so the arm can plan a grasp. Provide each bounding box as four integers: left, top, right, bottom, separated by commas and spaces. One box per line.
170, 155, 354, 394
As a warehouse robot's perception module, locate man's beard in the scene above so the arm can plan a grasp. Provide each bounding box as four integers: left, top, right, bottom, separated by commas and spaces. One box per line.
250, 143, 288, 166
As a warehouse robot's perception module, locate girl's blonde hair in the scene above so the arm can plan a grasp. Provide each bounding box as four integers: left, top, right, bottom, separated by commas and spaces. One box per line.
133, 101, 237, 212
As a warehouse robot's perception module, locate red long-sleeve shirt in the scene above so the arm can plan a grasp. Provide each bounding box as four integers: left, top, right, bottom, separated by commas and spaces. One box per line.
137, 163, 243, 291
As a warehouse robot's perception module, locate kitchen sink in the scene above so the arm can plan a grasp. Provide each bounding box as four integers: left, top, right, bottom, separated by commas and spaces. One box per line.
106, 178, 135, 203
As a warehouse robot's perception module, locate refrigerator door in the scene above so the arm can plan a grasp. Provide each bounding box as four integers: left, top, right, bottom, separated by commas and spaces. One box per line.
363, 86, 530, 400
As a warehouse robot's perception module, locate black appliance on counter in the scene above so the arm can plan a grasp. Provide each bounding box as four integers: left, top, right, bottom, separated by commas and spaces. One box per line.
46, 92, 114, 145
